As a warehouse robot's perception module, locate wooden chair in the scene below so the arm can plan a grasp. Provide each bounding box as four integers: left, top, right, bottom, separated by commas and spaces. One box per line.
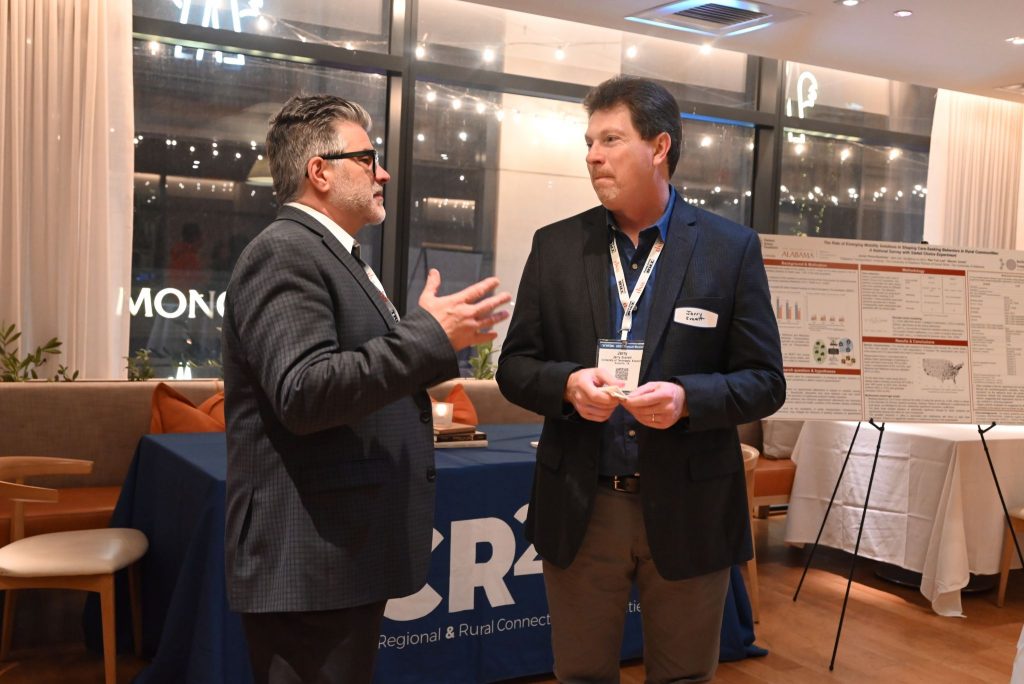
997, 506, 1024, 607
741, 444, 760, 623
0, 457, 147, 684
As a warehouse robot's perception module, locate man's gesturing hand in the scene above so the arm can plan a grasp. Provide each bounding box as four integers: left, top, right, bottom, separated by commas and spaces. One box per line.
419, 269, 511, 352
563, 367, 624, 423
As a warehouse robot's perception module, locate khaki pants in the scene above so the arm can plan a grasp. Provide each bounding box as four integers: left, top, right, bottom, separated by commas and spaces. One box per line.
543, 486, 730, 684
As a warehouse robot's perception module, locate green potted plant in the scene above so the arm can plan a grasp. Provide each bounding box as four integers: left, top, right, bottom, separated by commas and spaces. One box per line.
0, 321, 67, 381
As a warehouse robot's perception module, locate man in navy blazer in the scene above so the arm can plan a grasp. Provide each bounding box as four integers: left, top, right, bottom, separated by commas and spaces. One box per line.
222, 94, 509, 684
497, 77, 785, 682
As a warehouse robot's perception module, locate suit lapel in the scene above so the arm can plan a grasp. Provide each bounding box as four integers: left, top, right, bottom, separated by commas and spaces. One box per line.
639, 199, 699, 380
279, 207, 397, 329
581, 208, 610, 341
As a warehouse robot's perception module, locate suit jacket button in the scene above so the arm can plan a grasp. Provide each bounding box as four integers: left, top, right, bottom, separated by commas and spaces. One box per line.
420, 411, 432, 424
426, 467, 437, 482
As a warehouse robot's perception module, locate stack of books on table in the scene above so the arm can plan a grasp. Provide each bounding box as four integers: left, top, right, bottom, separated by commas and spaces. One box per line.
434, 423, 488, 448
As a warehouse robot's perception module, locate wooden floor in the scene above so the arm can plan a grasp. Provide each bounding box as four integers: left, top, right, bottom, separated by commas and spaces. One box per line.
1, 512, 1021, 683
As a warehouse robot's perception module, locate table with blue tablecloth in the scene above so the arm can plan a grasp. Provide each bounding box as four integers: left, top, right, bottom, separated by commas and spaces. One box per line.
85, 424, 764, 683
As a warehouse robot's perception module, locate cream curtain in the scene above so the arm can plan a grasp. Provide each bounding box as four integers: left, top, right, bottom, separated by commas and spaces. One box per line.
0, 0, 134, 378
923, 89, 1024, 250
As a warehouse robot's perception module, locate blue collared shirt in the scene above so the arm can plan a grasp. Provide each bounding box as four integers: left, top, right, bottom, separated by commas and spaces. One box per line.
600, 187, 676, 476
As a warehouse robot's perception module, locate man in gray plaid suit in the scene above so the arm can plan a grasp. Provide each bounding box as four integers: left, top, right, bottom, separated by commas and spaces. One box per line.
222, 94, 510, 684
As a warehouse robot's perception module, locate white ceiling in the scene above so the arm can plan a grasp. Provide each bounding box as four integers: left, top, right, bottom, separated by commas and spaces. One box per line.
469, 0, 1024, 103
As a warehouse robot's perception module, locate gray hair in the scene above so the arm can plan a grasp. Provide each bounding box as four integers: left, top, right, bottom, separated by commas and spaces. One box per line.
583, 76, 682, 176
266, 94, 372, 203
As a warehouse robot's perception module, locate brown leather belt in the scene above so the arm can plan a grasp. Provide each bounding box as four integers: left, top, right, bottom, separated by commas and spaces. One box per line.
598, 474, 640, 494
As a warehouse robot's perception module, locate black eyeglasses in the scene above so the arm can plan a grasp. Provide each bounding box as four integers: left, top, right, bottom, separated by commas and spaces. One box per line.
318, 149, 379, 176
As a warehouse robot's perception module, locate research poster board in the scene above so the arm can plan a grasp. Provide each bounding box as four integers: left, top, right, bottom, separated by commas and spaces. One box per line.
760, 234, 1024, 425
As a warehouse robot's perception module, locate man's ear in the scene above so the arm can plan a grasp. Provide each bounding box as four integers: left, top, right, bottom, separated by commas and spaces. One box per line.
305, 156, 331, 193
651, 131, 671, 169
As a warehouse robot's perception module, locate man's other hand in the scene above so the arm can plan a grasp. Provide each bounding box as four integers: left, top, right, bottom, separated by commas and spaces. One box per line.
622, 381, 687, 429
418, 269, 511, 352
564, 367, 624, 423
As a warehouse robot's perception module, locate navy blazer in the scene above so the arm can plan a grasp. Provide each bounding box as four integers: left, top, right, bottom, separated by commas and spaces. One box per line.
497, 198, 785, 580
222, 206, 458, 612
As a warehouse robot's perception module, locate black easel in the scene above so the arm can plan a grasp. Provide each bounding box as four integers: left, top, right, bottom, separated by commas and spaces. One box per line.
791, 419, 1024, 671
977, 423, 1024, 592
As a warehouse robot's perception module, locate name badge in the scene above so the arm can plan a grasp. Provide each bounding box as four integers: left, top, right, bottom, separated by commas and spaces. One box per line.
674, 307, 718, 328
596, 339, 644, 393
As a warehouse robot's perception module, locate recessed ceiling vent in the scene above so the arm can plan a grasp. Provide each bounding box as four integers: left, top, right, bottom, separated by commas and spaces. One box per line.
627, 1, 805, 37
676, 4, 766, 27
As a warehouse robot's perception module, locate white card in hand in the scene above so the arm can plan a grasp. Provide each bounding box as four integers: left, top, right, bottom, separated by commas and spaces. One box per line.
599, 385, 628, 399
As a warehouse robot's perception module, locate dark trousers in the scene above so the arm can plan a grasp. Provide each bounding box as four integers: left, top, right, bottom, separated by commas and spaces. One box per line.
242, 601, 387, 684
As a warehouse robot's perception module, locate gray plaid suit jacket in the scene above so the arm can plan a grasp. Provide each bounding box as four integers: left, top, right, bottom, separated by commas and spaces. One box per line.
222, 205, 458, 613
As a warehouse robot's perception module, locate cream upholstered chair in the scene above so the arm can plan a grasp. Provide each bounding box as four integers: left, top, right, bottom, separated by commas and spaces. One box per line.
740, 444, 761, 623
0, 457, 147, 684
997, 507, 1024, 607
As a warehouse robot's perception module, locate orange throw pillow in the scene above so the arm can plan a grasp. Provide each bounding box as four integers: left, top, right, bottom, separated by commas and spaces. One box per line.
446, 383, 479, 426
430, 383, 479, 426
150, 382, 226, 433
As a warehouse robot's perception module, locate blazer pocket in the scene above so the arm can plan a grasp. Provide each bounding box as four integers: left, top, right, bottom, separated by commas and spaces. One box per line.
300, 457, 389, 492
536, 441, 563, 471
535, 424, 564, 471
687, 448, 742, 482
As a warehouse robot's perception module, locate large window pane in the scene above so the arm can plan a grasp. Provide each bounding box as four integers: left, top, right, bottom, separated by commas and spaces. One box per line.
131, 40, 387, 378
132, 0, 389, 52
784, 62, 936, 136
778, 130, 928, 242
417, 0, 753, 107
673, 117, 755, 226
407, 82, 594, 367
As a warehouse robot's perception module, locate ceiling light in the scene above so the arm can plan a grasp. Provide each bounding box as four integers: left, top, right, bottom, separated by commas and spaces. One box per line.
1008, 37, 1024, 46
414, 45, 426, 59
837, 0, 860, 6
893, 10, 912, 18
554, 47, 566, 61
482, 47, 495, 63
699, 44, 712, 55
625, 45, 638, 59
